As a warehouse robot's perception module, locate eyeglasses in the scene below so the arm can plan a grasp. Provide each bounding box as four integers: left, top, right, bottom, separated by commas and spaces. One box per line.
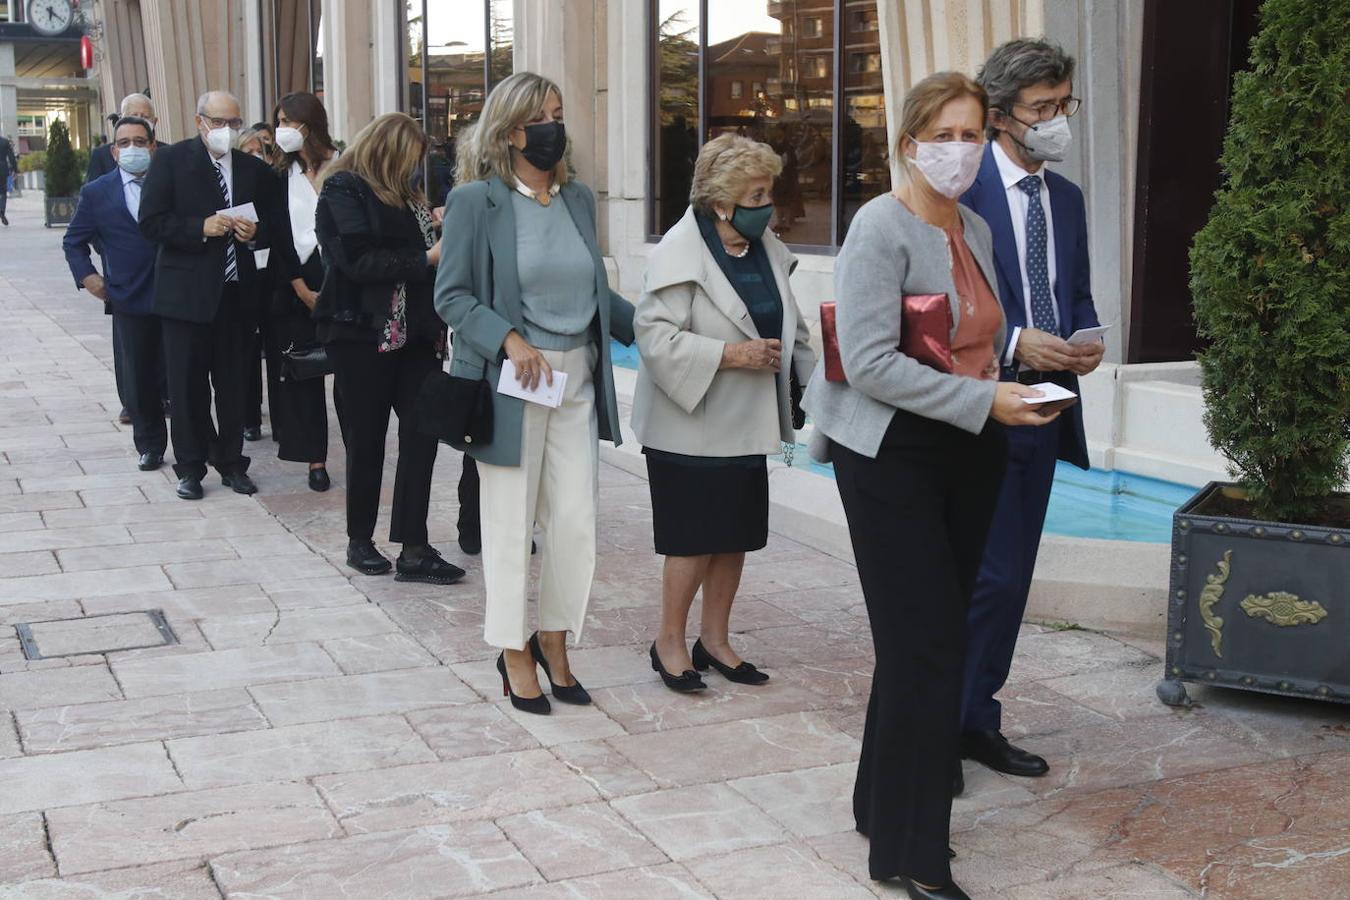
1010, 97, 1082, 121
200, 116, 245, 130
114, 137, 152, 148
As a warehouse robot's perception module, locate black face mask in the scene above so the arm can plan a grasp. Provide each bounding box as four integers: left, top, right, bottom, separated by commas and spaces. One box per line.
518, 121, 567, 172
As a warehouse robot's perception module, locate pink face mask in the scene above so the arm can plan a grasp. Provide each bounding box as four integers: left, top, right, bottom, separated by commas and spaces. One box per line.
909, 138, 984, 199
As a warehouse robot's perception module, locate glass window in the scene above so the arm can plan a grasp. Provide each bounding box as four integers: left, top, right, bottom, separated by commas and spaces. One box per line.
652, 0, 700, 235
730, 81, 743, 99
849, 9, 879, 32
0, 2, 11, 23
803, 17, 823, 38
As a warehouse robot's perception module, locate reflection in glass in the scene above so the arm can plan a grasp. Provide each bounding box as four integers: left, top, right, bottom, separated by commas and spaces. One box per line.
653, 0, 699, 235
842, 2, 888, 234
490, 0, 514, 88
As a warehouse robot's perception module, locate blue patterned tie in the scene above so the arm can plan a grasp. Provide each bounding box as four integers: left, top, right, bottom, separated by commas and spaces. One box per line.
213, 161, 238, 283
1018, 175, 1056, 334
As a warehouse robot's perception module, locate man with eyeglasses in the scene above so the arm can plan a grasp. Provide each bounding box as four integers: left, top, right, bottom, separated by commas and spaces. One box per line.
87, 93, 159, 185
63, 116, 168, 472
139, 91, 274, 500
955, 39, 1105, 792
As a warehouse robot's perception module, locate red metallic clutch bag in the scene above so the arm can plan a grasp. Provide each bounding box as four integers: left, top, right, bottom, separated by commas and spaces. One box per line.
820, 294, 953, 382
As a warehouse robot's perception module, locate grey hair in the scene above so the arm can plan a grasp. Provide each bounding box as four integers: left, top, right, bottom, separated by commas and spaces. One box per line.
454, 72, 570, 187
976, 39, 1075, 139
119, 93, 154, 117
196, 91, 241, 116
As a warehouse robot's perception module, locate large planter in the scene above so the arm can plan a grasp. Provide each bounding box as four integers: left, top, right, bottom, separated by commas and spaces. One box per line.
1157, 482, 1350, 707
44, 195, 77, 228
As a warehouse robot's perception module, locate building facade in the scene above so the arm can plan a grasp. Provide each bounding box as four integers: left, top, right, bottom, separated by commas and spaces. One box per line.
0, 0, 98, 154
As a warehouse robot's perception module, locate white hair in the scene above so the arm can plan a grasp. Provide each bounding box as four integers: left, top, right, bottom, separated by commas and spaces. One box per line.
120, 93, 154, 117
196, 91, 241, 115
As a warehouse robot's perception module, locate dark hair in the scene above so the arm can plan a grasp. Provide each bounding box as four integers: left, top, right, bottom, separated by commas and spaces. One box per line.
272, 92, 338, 176
114, 115, 155, 144
251, 121, 274, 135
977, 38, 1076, 139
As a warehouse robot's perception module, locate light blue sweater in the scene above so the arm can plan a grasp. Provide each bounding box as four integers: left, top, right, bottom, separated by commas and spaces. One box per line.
512, 192, 598, 351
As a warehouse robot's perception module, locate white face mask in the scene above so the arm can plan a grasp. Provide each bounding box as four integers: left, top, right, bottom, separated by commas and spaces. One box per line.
1018, 114, 1072, 162
908, 138, 984, 199
204, 125, 237, 158
275, 126, 305, 154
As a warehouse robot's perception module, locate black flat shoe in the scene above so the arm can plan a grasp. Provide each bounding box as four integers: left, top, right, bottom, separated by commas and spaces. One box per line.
528, 632, 591, 705
497, 652, 550, 715
899, 877, 970, 900
962, 729, 1049, 777
395, 546, 465, 585
221, 472, 258, 495
118, 408, 131, 424
176, 476, 203, 500
457, 530, 482, 555
649, 643, 706, 693
308, 467, 330, 492
691, 638, 769, 685
346, 540, 392, 575
243, 426, 262, 441
137, 451, 163, 471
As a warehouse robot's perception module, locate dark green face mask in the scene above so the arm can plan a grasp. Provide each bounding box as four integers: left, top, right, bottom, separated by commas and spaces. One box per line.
730, 202, 774, 241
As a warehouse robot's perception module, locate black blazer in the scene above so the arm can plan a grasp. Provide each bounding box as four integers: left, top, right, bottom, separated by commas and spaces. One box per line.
84, 143, 116, 184
0, 136, 16, 179
265, 164, 325, 315
138, 137, 274, 324
313, 170, 436, 337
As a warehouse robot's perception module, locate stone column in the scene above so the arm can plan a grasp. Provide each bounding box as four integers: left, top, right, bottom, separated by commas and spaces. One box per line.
603, 0, 648, 286
513, 0, 599, 192
139, 0, 252, 141
0, 44, 17, 144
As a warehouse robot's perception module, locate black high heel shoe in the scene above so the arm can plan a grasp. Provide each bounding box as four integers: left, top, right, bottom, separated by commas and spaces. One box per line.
898, 877, 970, 900
649, 643, 707, 693
497, 652, 550, 715
691, 639, 769, 685
528, 632, 591, 705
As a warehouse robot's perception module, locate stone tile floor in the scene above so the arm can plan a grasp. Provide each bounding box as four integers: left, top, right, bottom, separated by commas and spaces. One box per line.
2, 192, 1349, 898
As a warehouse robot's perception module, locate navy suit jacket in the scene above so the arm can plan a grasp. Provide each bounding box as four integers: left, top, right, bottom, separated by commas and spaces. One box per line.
960, 144, 1099, 470
63, 170, 158, 317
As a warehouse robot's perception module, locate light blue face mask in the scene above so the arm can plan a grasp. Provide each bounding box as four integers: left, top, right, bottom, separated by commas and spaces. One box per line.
117, 146, 152, 176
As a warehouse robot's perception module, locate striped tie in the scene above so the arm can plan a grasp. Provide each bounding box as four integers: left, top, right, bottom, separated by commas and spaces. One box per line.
213, 161, 238, 283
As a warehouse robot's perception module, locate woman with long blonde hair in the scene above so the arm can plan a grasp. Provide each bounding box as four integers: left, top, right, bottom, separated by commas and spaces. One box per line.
435, 72, 635, 714
313, 112, 465, 586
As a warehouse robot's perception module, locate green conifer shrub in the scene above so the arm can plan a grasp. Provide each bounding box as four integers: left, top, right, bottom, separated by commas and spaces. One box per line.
44, 119, 81, 199
1188, 0, 1350, 524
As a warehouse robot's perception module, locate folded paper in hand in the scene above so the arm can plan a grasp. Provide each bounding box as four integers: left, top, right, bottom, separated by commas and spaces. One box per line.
1019, 381, 1078, 405
498, 359, 567, 408
216, 202, 259, 223
1066, 322, 1113, 346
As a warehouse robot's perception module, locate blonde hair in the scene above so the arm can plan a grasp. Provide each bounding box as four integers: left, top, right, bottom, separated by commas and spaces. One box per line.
454, 71, 571, 187
322, 113, 428, 207
895, 71, 989, 177
236, 125, 271, 159
689, 133, 783, 216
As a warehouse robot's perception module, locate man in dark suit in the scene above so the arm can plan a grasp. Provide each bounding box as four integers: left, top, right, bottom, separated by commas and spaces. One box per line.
86, 94, 157, 185
957, 39, 1105, 786
0, 129, 17, 226
139, 90, 272, 500
64, 116, 167, 470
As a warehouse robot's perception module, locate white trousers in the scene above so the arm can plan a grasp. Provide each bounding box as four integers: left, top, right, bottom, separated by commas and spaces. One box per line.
479, 344, 599, 650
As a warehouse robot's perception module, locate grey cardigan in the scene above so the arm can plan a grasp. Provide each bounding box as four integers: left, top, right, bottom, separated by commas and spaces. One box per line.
433, 177, 636, 467
802, 194, 1006, 462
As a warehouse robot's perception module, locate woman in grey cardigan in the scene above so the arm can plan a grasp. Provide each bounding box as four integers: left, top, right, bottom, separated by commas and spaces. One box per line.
802, 73, 1065, 899
434, 73, 635, 715
634, 133, 815, 693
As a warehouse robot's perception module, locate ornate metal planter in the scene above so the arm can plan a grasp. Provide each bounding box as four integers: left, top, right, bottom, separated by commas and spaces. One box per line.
44, 195, 77, 228
1158, 482, 1350, 707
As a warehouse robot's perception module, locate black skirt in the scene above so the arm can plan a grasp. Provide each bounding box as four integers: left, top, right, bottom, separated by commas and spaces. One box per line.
644, 448, 769, 556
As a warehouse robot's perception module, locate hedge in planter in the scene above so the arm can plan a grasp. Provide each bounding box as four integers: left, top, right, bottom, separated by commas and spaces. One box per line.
1160, 0, 1350, 707
43, 119, 81, 227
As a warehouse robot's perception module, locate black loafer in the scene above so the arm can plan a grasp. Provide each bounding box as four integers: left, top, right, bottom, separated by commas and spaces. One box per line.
962, 729, 1049, 777
347, 540, 392, 575
899, 876, 971, 900
457, 530, 481, 556
308, 467, 331, 492
176, 476, 203, 500
691, 638, 769, 685
137, 451, 163, 471
243, 426, 263, 441
395, 546, 465, 585
118, 408, 131, 424
221, 472, 258, 495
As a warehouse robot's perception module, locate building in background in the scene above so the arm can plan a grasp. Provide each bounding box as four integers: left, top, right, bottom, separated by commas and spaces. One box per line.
0, 0, 97, 153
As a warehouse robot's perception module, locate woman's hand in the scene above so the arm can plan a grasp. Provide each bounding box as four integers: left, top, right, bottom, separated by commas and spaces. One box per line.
989, 382, 1070, 427
292, 279, 319, 310
720, 339, 782, 371
503, 330, 553, 390
426, 240, 442, 268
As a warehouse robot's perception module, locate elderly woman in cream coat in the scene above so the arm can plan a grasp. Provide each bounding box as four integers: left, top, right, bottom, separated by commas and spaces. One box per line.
634, 133, 816, 693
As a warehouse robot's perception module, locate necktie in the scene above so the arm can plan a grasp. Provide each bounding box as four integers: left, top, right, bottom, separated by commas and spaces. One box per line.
1018, 174, 1056, 334
213, 161, 238, 283
128, 177, 143, 218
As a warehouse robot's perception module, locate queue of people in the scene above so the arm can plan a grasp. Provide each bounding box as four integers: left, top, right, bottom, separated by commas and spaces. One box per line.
60, 36, 1101, 899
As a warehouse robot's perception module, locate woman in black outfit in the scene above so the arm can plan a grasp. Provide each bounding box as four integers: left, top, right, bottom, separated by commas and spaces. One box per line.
267, 92, 337, 491
314, 112, 464, 585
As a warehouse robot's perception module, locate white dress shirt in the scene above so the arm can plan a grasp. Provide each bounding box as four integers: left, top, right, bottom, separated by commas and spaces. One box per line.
212, 149, 234, 205
992, 141, 1058, 366
120, 167, 143, 220
288, 159, 321, 266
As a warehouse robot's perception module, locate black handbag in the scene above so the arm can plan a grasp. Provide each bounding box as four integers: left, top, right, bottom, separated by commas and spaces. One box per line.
415, 368, 494, 450
280, 343, 334, 382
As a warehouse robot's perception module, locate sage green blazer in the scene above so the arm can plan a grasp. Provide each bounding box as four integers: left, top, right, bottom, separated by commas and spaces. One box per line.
433, 176, 636, 467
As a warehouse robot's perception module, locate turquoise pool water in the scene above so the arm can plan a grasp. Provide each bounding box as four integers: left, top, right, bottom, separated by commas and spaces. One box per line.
611, 341, 1193, 543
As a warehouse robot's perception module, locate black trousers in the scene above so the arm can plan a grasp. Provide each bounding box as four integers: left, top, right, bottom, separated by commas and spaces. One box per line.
264, 296, 328, 464
458, 456, 480, 539
831, 409, 1006, 886
245, 324, 264, 430
0, 177, 7, 218
113, 312, 168, 456
161, 286, 250, 480
328, 339, 440, 545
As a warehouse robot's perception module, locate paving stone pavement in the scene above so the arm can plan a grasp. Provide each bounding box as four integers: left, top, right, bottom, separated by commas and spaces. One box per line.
2, 191, 1350, 898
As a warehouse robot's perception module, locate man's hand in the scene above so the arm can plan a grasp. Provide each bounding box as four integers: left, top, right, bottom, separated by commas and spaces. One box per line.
232, 218, 257, 242
1014, 328, 1077, 373
203, 214, 235, 239
82, 274, 107, 300
1067, 340, 1106, 376
292, 279, 320, 310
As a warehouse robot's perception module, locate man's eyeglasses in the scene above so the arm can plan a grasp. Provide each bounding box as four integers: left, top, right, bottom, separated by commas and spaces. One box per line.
200, 116, 245, 130
114, 137, 152, 149
1010, 97, 1082, 121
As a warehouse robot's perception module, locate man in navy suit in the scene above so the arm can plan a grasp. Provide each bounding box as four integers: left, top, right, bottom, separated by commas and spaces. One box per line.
956, 39, 1105, 787
63, 115, 167, 471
